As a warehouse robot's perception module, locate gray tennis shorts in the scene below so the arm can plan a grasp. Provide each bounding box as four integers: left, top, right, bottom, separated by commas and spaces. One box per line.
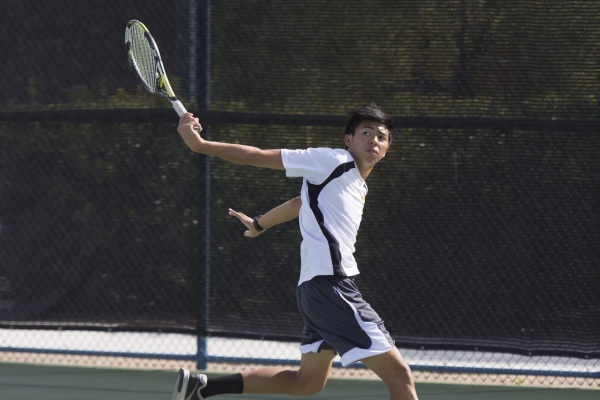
296, 275, 395, 367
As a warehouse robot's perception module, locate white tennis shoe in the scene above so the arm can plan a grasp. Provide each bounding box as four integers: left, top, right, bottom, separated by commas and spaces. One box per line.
172, 368, 208, 400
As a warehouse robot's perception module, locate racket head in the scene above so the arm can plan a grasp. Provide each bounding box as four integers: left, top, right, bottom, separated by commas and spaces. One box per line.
125, 20, 176, 99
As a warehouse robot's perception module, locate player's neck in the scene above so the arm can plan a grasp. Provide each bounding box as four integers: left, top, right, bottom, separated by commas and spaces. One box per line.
347, 150, 375, 180
357, 162, 374, 180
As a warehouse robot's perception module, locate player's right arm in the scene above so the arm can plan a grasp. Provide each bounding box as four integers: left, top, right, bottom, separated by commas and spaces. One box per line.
229, 197, 302, 238
177, 113, 284, 170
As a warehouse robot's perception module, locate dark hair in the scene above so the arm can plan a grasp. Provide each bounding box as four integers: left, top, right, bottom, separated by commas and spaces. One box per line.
344, 104, 394, 145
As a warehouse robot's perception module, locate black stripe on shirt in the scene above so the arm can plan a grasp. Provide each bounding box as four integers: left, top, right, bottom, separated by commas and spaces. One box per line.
306, 161, 356, 276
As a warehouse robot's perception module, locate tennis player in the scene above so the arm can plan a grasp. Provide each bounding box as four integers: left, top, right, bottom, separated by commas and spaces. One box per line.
172, 105, 419, 400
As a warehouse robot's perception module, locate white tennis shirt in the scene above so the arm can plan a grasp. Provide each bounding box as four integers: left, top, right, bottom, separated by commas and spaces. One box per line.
281, 148, 368, 285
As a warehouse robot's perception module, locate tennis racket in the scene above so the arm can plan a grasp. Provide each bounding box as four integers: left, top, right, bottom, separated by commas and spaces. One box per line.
125, 20, 188, 117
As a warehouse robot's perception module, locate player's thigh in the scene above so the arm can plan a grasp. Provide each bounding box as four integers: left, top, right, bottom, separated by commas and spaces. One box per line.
360, 347, 414, 387
296, 349, 336, 390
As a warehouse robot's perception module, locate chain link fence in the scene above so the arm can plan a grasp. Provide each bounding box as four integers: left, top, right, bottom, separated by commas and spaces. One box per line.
1, 0, 599, 389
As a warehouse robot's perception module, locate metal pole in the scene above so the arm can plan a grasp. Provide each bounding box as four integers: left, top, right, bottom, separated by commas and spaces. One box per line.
175, 0, 197, 103
195, 0, 211, 371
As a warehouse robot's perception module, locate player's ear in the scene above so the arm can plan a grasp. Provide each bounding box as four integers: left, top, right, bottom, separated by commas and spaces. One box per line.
344, 133, 352, 148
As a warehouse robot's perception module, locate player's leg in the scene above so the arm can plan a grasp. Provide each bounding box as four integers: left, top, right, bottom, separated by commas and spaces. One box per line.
241, 348, 335, 396
361, 347, 418, 400
172, 349, 334, 399
297, 275, 419, 400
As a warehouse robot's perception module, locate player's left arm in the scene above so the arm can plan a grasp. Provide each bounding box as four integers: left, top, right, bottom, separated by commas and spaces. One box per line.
229, 197, 302, 238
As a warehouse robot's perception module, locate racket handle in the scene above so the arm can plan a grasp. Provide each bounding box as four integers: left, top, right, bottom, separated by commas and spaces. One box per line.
173, 100, 200, 133
172, 100, 187, 117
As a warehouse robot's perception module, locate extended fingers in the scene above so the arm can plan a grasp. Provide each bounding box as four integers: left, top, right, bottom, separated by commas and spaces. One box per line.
228, 208, 244, 219
229, 208, 260, 238
228, 209, 252, 226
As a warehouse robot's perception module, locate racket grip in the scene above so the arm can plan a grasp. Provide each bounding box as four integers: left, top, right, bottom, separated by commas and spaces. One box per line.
172, 100, 188, 117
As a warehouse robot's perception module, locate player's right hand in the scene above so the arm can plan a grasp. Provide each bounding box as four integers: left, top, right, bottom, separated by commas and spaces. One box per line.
177, 113, 206, 151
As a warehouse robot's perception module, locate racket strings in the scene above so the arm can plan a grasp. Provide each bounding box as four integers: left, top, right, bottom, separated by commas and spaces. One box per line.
127, 24, 158, 90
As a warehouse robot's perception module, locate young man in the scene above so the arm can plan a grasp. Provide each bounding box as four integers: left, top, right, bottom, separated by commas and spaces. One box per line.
172, 105, 419, 400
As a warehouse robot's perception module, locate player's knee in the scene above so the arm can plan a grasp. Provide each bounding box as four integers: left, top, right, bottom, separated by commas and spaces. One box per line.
293, 376, 327, 396
298, 382, 326, 396
389, 363, 415, 389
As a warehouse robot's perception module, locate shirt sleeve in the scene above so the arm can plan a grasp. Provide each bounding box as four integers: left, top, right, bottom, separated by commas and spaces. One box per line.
281, 148, 344, 184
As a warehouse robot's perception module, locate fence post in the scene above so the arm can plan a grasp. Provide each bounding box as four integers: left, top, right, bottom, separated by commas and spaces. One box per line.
175, 0, 197, 103
195, 0, 211, 371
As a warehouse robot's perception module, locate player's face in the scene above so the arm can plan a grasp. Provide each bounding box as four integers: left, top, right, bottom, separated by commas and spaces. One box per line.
344, 121, 390, 167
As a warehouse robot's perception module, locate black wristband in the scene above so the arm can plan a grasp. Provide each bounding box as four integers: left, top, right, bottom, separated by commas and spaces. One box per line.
253, 215, 267, 233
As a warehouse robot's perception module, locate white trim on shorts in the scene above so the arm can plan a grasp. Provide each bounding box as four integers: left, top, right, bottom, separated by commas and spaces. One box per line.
299, 339, 326, 355
332, 287, 394, 366
297, 286, 394, 367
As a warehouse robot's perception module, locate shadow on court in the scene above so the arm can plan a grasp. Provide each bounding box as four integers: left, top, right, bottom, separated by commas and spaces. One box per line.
1, 362, 598, 400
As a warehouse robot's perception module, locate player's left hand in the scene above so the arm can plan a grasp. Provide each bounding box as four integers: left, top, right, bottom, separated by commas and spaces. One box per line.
228, 208, 261, 238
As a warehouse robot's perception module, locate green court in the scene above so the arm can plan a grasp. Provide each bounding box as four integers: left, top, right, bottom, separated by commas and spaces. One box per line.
1, 362, 597, 400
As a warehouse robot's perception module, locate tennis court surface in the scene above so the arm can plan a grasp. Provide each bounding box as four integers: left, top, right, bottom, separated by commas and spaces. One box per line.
1, 362, 598, 400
